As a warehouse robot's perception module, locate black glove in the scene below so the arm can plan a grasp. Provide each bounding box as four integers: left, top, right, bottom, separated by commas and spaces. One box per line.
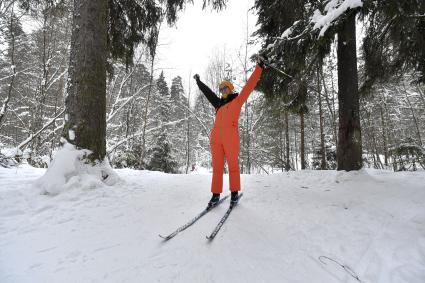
193, 74, 200, 81
256, 54, 267, 68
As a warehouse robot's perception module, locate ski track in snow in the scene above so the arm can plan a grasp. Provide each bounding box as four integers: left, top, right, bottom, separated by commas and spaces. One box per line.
0, 165, 424, 283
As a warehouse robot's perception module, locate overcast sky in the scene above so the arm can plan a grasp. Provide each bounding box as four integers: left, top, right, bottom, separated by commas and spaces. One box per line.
156, 0, 259, 94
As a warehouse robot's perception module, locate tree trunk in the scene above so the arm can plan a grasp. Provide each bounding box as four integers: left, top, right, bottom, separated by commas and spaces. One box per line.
318, 64, 326, 169
0, 8, 16, 127
404, 87, 423, 146
285, 111, 290, 171
64, 0, 108, 161
293, 115, 298, 169
140, 58, 155, 166
379, 104, 388, 166
336, 12, 362, 171
185, 75, 191, 174
298, 80, 307, 170
300, 111, 305, 170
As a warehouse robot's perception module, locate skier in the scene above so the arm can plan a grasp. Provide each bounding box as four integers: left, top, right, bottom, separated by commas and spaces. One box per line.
194, 56, 265, 208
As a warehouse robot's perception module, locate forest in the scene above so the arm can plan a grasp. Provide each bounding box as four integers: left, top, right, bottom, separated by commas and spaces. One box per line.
0, 0, 424, 174
1, 1, 425, 282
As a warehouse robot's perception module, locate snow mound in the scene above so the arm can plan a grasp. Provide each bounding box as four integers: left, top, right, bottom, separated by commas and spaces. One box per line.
35, 142, 120, 195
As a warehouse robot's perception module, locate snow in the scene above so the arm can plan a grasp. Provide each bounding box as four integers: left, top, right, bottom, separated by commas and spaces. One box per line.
1, 147, 22, 158
68, 129, 75, 141
35, 141, 120, 195
311, 0, 363, 37
281, 20, 300, 39
0, 166, 424, 283
0, 100, 6, 116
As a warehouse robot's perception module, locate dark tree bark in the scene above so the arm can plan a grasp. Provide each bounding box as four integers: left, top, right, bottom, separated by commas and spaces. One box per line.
336, 12, 362, 171
318, 64, 326, 170
64, 0, 108, 161
298, 80, 307, 170
300, 111, 305, 169
284, 111, 290, 171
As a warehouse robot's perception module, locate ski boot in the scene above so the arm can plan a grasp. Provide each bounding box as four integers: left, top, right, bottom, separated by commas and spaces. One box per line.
230, 191, 239, 207
207, 193, 220, 209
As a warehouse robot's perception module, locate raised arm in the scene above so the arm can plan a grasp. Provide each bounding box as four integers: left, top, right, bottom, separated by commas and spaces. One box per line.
194, 74, 221, 109
234, 64, 263, 108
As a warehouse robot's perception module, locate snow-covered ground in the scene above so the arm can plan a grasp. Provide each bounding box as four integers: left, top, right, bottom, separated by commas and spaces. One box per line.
1, 165, 424, 283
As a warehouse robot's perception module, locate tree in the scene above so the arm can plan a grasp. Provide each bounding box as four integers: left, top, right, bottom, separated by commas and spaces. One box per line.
63, 0, 108, 162
336, 11, 362, 170
62, 0, 211, 163
170, 75, 190, 168
147, 132, 178, 173
254, 0, 363, 170
361, 0, 425, 89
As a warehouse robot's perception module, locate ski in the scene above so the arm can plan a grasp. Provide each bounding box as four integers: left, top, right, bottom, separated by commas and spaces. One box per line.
159, 194, 230, 241
206, 193, 243, 241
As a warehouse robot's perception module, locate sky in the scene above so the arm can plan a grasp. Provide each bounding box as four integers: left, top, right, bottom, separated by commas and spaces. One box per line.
155, 0, 260, 97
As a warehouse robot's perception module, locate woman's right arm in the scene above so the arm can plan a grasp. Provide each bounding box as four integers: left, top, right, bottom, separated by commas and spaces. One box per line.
194, 74, 221, 109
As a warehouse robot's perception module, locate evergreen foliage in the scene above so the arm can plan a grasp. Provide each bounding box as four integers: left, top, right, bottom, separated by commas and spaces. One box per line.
361, 0, 425, 88
146, 132, 178, 173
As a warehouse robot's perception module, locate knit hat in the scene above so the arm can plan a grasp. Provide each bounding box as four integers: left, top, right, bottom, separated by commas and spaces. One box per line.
219, 80, 235, 92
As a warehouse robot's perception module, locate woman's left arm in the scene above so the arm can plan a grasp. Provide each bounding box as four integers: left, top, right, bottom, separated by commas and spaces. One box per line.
234, 64, 263, 108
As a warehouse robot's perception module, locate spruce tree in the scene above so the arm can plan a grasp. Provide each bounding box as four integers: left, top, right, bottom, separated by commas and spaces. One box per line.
254, 0, 362, 170
147, 132, 178, 173
169, 76, 188, 166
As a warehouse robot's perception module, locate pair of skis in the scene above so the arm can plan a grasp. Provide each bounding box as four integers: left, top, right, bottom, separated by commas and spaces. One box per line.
159, 193, 243, 241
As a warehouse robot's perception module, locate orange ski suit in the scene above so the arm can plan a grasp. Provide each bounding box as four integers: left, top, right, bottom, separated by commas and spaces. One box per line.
196, 65, 263, 194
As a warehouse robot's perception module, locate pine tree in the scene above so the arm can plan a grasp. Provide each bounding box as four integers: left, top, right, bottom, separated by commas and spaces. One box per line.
147, 132, 178, 173
169, 75, 189, 167
155, 71, 171, 127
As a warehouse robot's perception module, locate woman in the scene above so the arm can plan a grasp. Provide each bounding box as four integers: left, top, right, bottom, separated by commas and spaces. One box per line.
194, 56, 264, 207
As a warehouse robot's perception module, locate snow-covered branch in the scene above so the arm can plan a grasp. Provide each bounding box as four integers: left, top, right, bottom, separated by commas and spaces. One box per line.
311, 0, 363, 37
18, 108, 65, 150
106, 84, 152, 124
278, 0, 364, 41
106, 117, 188, 154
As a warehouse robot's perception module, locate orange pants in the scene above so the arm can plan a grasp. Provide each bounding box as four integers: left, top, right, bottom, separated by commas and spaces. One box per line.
210, 127, 241, 193
210, 65, 263, 194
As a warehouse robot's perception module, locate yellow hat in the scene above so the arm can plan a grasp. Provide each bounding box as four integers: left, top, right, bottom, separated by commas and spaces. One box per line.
219, 80, 234, 92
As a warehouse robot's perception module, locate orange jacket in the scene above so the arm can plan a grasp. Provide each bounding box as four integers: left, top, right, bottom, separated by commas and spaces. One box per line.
212, 65, 263, 132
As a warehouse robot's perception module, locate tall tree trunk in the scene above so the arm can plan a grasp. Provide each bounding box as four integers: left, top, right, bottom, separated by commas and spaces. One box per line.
300, 111, 305, 169
140, 22, 162, 166
404, 87, 423, 146
320, 67, 337, 153
64, 0, 107, 161
285, 111, 290, 171
0, 7, 16, 127
379, 104, 388, 166
185, 75, 191, 174
140, 58, 155, 166
293, 115, 298, 169
299, 81, 307, 170
336, 12, 362, 170
279, 112, 284, 172
318, 64, 326, 169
